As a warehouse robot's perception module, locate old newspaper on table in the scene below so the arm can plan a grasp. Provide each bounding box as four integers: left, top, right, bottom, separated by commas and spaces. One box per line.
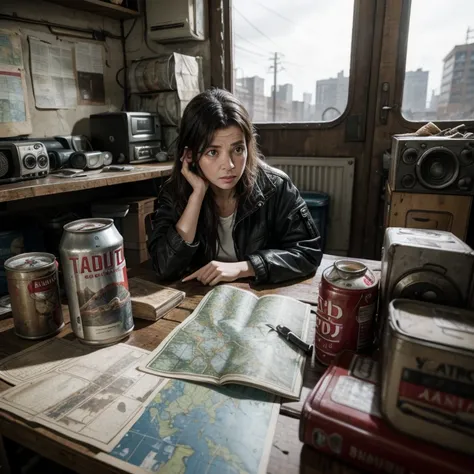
0, 343, 166, 451
0, 338, 93, 386
139, 285, 312, 400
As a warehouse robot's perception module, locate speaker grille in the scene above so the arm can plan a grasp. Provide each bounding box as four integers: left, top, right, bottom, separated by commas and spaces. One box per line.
416, 146, 460, 189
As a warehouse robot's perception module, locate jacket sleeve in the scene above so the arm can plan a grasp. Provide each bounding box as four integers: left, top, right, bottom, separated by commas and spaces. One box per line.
147, 188, 200, 281
246, 178, 323, 284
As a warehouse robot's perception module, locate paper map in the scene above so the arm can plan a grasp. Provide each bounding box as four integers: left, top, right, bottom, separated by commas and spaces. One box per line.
98, 379, 279, 474
0, 338, 93, 386
139, 285, 311, 399
0, 344, 166, 451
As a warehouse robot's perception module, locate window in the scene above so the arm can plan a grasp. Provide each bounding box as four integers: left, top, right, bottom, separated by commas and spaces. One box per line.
402, 1, 474, 121
231, 0, 354, 123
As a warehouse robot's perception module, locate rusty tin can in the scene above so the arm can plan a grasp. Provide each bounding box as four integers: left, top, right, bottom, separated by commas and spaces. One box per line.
316, 260, 379, 366
5, 252, 64, 339
381, 299, 474, 455
59, 218, 133, 346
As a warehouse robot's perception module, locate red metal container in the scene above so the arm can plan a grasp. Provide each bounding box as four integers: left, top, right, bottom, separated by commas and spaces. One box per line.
299, 351, 473, 474
316, 260, 378, 365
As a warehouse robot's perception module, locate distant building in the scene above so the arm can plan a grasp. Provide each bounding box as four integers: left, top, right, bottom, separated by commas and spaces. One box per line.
315, 71, 348, 121
438, 42, 474, 120
275, 84, 293, 103
402, 68, 429, 115
235, 76, 267, 122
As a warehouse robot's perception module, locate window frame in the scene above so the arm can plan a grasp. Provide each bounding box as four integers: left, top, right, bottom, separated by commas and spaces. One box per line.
225, 0, 360, 130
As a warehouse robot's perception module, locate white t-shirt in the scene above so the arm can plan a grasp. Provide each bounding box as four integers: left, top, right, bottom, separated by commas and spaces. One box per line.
217, 212, 237, 262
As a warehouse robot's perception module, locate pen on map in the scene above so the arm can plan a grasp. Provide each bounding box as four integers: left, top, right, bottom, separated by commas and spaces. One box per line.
266, 323, 313, 355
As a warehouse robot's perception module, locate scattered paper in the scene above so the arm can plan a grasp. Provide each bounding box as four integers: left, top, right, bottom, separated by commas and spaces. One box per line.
0, 69, 27, 123
0, 343, 166, 451
75, 42, 105, 104
0, 338, 93, 386
29, 36, 76, 109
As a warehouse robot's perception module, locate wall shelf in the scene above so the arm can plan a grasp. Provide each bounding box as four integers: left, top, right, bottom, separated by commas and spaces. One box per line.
45, 0, 140, 20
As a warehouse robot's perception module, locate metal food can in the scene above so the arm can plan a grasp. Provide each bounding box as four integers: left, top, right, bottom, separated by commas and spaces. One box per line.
381, 299, 474, 456
59, 218, 134, 345
315, 260, 378, 366
5, 252, 64, 339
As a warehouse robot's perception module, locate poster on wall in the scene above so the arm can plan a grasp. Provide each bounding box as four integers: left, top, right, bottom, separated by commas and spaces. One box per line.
28, 36, 77, 109
0, 30, 31, 137
74, 42, 105, 105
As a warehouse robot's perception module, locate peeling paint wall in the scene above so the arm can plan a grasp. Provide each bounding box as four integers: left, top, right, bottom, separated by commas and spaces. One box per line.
0, 0, 124, 138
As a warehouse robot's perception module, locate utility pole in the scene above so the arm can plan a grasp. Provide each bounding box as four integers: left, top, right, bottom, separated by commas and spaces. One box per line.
269, 52, 284, 122
466, 27, 474, 44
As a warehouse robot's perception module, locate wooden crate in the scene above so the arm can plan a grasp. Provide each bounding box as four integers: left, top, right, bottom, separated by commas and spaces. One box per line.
385, 183, 472, 241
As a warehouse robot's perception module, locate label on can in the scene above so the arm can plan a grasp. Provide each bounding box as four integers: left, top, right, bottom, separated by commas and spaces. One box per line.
397, 357, 474, 437
68, 246, 133, 342
27, 270, 63, 329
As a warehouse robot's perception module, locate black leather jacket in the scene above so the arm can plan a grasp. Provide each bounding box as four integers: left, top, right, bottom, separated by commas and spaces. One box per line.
148, 164, 323, 284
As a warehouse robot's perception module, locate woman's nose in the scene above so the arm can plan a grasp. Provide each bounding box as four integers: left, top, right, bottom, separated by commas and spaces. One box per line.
221, 154, 235, 169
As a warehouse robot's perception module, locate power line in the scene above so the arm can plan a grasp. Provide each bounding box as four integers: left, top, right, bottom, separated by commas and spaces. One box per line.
255, 1, 296, 25
235, 44, 268, 58
234, 8, 281, 51
235, 33, 270, 54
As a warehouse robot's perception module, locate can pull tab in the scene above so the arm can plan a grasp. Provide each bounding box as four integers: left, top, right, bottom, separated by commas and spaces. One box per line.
334, 260, 367, 280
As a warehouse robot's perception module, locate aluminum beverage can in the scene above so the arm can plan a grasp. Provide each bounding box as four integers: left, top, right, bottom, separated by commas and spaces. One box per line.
5, 252, 64, 339
315, 260, 378, 365
59, 218, 133, 345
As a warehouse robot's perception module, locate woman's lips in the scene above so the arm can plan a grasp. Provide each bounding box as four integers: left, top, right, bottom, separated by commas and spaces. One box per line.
220, 176, 236, 182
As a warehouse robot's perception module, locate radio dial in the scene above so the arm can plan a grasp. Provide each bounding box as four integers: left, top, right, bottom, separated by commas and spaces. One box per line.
37, 155, 48, 168
23, 154, 37, 169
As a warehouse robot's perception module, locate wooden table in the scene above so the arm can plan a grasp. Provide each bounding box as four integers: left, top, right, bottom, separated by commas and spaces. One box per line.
0, 255, 381, 474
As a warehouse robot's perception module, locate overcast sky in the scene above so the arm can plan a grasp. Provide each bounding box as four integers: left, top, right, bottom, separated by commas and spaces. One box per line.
232, 0, 474, 104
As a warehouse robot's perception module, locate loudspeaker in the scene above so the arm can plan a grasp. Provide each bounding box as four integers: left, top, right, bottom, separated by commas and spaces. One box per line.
69, 151, 104, 170
389, 136, 474, 194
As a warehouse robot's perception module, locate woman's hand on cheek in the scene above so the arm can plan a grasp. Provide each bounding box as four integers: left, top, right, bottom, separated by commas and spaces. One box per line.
182, 261, 255, 286
180, 151, 209, 196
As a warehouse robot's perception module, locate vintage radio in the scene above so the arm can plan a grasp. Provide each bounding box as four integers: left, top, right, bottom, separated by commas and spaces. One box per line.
389, 136, 474, 195
69, 151, 113, 170
299, 352, 472, 474
378, 228, 474, 338
90, 112, 161, 164
0, 141, 49, 183
381, 299, 474, 455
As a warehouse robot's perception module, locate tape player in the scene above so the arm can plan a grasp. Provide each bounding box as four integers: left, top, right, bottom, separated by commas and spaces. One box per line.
90, 112, 162, 164
0, 141, 49, 183
389, 136, 474, 195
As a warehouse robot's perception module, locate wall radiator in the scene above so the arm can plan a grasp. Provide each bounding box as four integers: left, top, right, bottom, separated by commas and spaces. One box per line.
265, 157, 355, 255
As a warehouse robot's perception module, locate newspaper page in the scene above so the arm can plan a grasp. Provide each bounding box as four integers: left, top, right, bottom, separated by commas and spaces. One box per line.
29, 36, 76, 109
0, 343, 167, 451
0, 338, 94, 385
75, 42, 105, 104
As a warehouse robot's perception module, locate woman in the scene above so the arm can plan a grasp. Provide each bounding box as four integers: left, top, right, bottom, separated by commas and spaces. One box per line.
148, 88, 322, 286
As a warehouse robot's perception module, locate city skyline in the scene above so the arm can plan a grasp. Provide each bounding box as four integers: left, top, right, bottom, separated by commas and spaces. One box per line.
232, 0, 474, 103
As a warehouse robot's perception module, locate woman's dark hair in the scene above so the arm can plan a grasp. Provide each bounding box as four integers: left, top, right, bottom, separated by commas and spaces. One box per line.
167, 88, 263, 260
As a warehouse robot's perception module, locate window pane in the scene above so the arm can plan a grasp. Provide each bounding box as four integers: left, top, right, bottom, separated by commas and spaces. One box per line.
231, 0, 354, 123
403, 1, 474, 121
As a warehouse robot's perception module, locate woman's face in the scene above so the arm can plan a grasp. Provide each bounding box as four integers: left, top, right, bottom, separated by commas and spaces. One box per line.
197, 126, 247, 193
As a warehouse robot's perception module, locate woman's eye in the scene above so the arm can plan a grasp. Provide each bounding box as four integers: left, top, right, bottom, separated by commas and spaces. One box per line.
206, 149, 218, 157
234, 146, 245, 154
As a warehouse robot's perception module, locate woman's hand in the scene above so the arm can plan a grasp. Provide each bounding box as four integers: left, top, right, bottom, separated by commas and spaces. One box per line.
181, 150, 208, 196
182, 261, 255, 286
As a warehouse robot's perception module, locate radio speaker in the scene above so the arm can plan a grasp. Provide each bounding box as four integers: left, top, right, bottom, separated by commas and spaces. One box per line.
389, 136, 474, 195
70, 151, 104, 170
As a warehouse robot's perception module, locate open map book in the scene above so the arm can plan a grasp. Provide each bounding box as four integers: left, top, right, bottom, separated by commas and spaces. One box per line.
138, 285, 312, 400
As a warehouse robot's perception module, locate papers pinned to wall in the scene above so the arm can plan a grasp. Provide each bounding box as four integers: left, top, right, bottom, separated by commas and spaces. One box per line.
28, 36, 76, 109
75, 42, 105, 105
0, 30, 31, 137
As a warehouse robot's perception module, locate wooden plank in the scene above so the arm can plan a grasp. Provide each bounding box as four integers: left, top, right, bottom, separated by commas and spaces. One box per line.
44, 0, 140, 19
0, 164, 173, 203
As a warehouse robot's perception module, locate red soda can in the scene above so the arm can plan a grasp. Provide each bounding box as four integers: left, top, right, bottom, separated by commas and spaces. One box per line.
315, 260, 378, 365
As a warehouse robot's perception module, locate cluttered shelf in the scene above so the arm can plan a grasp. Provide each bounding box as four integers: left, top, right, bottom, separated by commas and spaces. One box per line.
0, 163, 173, 204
